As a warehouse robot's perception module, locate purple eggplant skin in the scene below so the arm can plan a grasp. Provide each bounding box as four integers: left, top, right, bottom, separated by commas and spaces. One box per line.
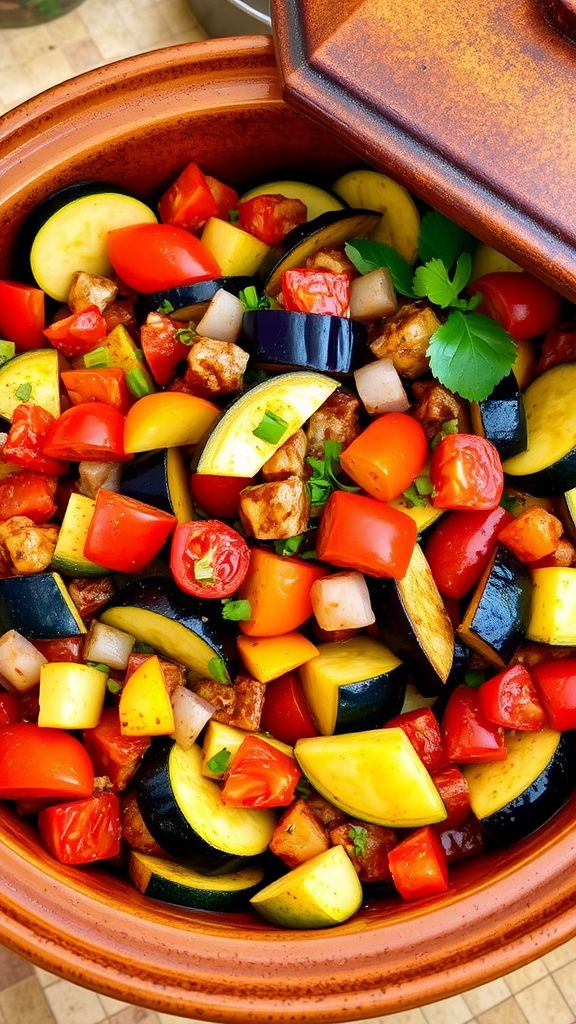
475, 372, 527, 460
241, 309, 367, 375
134, 276, 254, 323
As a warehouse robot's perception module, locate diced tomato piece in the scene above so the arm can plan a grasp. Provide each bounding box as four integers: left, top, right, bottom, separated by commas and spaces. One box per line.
0, 281, 46, 351
0, 724, 93, 800
437, 818, 485, 863
43, 402, 128, 462
158, 162, 219, 231
140, 313, 191, 386
38, 791, 122, 865
84, 489, 176, 573
260, 672, 318, 745
238, 194, 307, 246
531, 658, 576, 731
431, 765, 470, 828
43, 305, 107, 359
108, 223, 221, 294
190, 472, 252, 520
499, 506, 564, 563
424, 506, 513, 599
2, 403, 68, 476
385, 708, 446, 773
34, 637, 84, 663
205, 175, 239, 221
478, 664, 547, 731
0, 691, 22, 726
316, 491, 417, 579
388, 826, 449, 901
83, 706, 150, 791
442, 686, 507, 763
538, 324, 576, 373
61, 368, 132, 413
221, 735, 301, 810
0, 471, 57, 523
430, 434, 504, 510
282, 268, 350, 317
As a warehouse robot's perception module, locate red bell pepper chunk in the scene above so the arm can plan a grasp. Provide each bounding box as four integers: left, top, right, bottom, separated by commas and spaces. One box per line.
3, 403, 68, 476
436, 818, 485, 864
0, 691, 22, 726
478, 664, 547, 731
0, 281, 46, 352
221, 735, 301, 810
158, 162, 219, 231
424, 506, 513, 600
84, 489, 176, 573
316, 490, 417, 579
442, 685, 507, 763
238, 194, 307, 246
385, 708, 447, 773
61, 368, 132, 414
282, 267, 351, 317
38, 790, 122, 865
0, 724, 93, 800
0, 471, 57, 524
388, 826, 449, 901
34, 637, 85, 663
260, 671, 319, 746
431, 765, 470, 828
205, 175, 239, 221
43, 402, 128, 462
531, 658, 576, 731
140, 312, 191, 386
83, 707, 150, 792
43, 304, 107, 359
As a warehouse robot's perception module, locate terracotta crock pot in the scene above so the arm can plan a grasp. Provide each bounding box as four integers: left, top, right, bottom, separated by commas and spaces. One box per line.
1, 34, 576, 1024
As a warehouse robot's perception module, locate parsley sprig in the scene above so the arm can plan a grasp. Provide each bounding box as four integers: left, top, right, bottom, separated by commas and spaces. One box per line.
348, 824, 368, 858
307, 439, 360, 515
345, 210, 517, 401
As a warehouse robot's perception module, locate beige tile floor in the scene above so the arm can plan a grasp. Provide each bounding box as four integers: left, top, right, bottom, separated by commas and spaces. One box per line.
1, 1, 576, 1022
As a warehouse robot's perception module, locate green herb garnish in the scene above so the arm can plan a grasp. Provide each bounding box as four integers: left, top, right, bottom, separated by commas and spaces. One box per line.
208, 656, 231, 684
125, 367, 154, 398
402, 484, 427, 508
107, 679, 122, 695
413, 253, 479, 311
253, 409, 289, 445
464, 670, 486, 688
345, 239, 415, 297
221, 598, 252, 621
229, 209, 239, 223
307, 439, 360, 515
349, 824, 368, 858
295, 777, 312, 800
430, 418, 459, 450
157, 299, 175, 315
174, 323, 197, 346
82, 346, 111, 369
86, 662, 110, 673
500, 492, 520, 514
417, 209, 475, 268
274, 534, 305, 557
427, 311, 516, 402
14, 382, 32, 401
206, 748, 232, 774
239, 285, 271, 311
194, 550, 214, 585
133, 641, 155, 654
243, 367, 267, 388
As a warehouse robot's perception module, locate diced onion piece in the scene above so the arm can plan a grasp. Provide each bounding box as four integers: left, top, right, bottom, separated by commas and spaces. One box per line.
0, 630, 47, 692
84, 621, 135, 670
349, 268, 398, 321
195, 288, 245, 344
170, 685, 215, 750
310, 572, 376, 631
354, 357, 409, 416
78, 461, 122, 499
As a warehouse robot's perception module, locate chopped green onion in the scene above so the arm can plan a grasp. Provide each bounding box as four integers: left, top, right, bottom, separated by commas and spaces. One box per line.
107, 678, 122, 695
252, 409, 289, 445
464, 670, 486, 688
208, 656, 231, 684
0, 341, 15, 367
500, 492, 520, 513
157, 299, 175, 314
402, 484, 427, 508
206, 748, 232, 774
82, 346, 111, 369
239, 286, 271, 311
349, 824, 368, 857
274, 534, 305, 557
126, 367, 154, 398
415, 474, 434, 497
221, 598, 252, 621
14, 382, 32, 401
86, 661, 111, 673
430, 418, 459, 450
295, 777, 312, 800
193, 550, 214, 585
229, 209, 239, 223
174, 323, 197, 345
300, 548, 318, 561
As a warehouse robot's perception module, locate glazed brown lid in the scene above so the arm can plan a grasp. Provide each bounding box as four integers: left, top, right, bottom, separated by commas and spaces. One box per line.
272, 0, 576, 302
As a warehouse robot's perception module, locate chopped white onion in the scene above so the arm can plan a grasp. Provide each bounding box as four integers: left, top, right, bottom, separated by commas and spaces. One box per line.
84, 621, 135, 670
78, 461, 122, 499
170, 685, 215, 750
350, 268, 398, 321
354, 357, 410, 416
0, 630, 47, 692
310, 572, 376, 631
195, 289, 245, 344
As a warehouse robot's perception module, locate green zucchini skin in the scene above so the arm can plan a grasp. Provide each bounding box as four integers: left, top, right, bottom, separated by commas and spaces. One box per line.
474, 731, 576, 845
120, 448, 193, 523
0, 573, 85, 638
505, 452, 576, 497
134, 277, 254, 323
472, 372, 527, 460
128, 850, 265, 911
334, 672, 407, 732
459, 545, 532, 666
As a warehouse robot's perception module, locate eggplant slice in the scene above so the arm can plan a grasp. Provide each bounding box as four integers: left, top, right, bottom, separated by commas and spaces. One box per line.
457, 544, 532, 667
242, 309, 367, 375
470, 372, 527, 460
134, 276, 254, 324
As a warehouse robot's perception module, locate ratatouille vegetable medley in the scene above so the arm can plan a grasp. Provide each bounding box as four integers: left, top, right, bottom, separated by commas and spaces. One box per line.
0, 161, 575, 929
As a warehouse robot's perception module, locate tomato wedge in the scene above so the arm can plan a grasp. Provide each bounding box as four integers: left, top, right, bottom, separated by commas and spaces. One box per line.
388, 827, 449, 901
107, 223, 221, 293
260, 672, 319, 745
0, 281, 45, 351
38, 791, 122, 865
0, 724, 93, 800
221, 735, 301, 809
84, 489, 176, 573
424, 506, 513, 599
478, 664, 546, 731
170, 520, 250, 599
190, 473, 252, 520
43, 402, 128, 461
238, 195, 307, 245
3, 403, 68, 476
0, 472, 57, 524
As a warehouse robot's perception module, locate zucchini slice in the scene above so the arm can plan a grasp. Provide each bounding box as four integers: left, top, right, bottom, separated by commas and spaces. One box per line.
0, 572, 86, 638
259, 210, 380, 297
503, 363, 576, 495
0, 349, 60, 421
100, 577, 237, 681
294, 729, 447, 828
458, 544, 532, 666
134, 277, 254, 324
464, 729, 576, 844
129, 851, 265, 911
298, 636, 406, 735
135, 741, 275, 867
120, 448, 193, 524
526, 567, 576, 645
388, 492, 444, 533
29, 186, 156, 302
51, 493, 109, 577
240, 180, 346, 221
369, 543, 454, 695
241, 310, 366, 375
470, 372, 527, 460
195, 371, 339, 478
331, 170, 421, 264
250, 846, 362, 929
559, 486, 576, 543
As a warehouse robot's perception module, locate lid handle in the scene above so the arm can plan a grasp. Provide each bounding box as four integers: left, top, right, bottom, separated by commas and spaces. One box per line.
537, 0, 576, 42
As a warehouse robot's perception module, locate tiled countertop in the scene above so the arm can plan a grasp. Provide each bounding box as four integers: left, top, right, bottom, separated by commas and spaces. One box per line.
1, 1, 575, 1021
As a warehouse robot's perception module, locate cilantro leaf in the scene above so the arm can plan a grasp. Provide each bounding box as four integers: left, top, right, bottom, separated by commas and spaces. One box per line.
418, 209, 474, 268
427, 310, 517, 401
207, 656, 231, 684
206, 748, 232, 774
344, 239, 415, 297
307, 440, 359, 515
221, 599, 252, 621
413, 253, 473, 309
157, 298, 175, 315
15, 382, 32, 401
348, 824, 368, 858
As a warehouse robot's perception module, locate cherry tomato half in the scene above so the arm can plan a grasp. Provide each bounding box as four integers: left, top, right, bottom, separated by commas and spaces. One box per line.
107, 223, 221, 293
170, 520, 250, 598
239, 195, 307, 246
470, 272, 561, 341
0, 724, 94, 800
430, 434, 504, 511
43, 402, 128, 462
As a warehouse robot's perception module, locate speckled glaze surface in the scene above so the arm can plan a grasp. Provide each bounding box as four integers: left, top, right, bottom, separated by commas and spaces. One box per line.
272, 0, 576, 303
1, 32, 576, 1024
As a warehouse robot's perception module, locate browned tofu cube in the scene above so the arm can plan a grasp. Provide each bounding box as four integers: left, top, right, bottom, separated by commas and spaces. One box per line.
184, 337, 249, 397
306, 390, 360, 459
193, 674, 266, 732
411, 380, 469, 438
269, 799, 330, 868
370, 302, 440, 378
239, 475, 310, 540
262, 428, 307, 481
67, 271, 118, 313
329, 820, 397, 883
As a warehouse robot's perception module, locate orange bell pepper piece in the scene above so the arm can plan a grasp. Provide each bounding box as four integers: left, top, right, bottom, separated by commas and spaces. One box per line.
499, 506, 563, 563
237, 547, 327, 637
